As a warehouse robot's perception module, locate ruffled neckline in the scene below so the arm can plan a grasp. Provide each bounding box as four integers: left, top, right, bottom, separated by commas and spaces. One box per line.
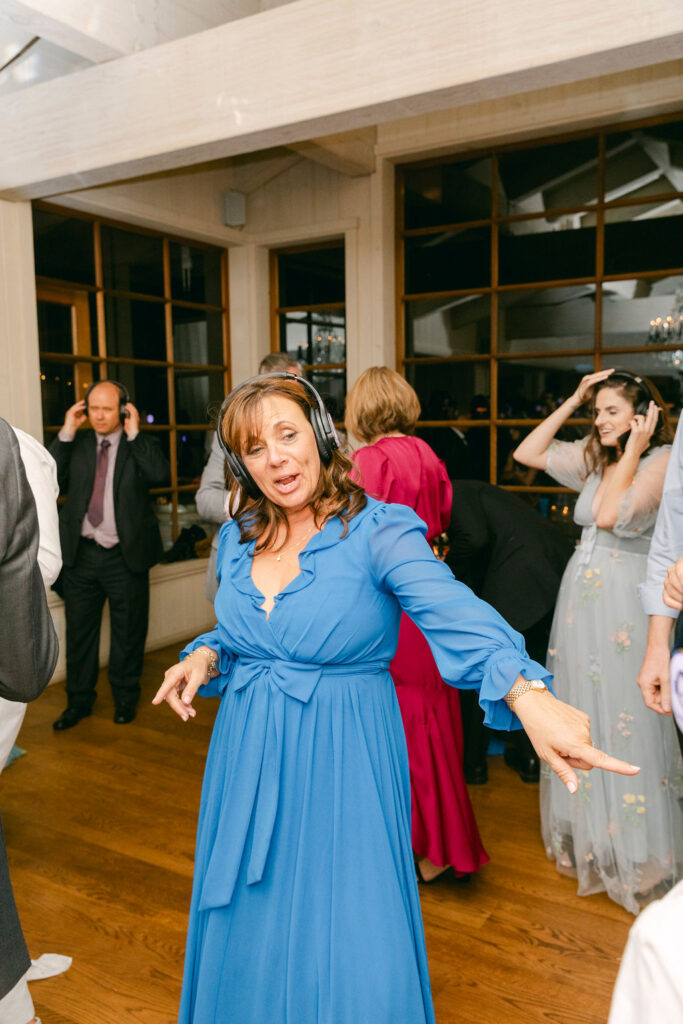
229, 497, 377, 605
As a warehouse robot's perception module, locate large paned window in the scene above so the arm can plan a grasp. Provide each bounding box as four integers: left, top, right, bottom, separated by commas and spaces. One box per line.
398, 116, 683, 530
33, 205, 230, 550
272, 243, 347, 421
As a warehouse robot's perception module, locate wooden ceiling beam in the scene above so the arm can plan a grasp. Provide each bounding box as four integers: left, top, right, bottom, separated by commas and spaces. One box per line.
0, 0, 682, 199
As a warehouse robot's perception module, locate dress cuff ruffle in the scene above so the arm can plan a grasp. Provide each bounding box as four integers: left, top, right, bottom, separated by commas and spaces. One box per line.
478, 649, 553, 731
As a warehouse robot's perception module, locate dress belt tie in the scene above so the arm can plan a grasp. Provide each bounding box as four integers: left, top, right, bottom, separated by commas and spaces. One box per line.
198, 656, 389, 911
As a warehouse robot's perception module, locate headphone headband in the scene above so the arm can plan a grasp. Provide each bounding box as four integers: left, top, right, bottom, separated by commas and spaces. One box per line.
84, 379, 131, 424
216, 372, 340, 500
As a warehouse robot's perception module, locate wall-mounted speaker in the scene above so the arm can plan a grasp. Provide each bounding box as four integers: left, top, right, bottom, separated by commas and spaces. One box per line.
223, 190, 246, 228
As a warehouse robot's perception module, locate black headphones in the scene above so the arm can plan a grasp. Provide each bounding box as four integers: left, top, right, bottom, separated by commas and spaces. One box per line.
84, 380, 131, 424
603, 370, 657, 417
216, 372, 339, 500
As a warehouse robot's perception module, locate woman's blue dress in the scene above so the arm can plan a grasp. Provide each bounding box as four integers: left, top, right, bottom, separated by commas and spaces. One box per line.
178, 498, 549, 1023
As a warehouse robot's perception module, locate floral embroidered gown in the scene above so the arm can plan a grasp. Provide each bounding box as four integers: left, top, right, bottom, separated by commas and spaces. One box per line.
541, 439, 683, 915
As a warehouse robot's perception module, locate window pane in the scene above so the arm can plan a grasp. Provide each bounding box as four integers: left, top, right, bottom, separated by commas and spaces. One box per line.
104, 296, 166, 361
37, 300, 72, 354
115, 366, 169, 425
598, 351, 683, 417
174, 369, 225, 425
177, 429, 214, 486
139, 430, 171, 483
405, 228, 491, 293
602, 274, 683, 348
416, 424, 490, 482
498, 356, 594, 419
498, 285, 595, 354
406, 294, 490, 357
101, 225, 164, 295
170, 243, 222, 305
604, 201, 683, 276
306, 368, 346, 422
406, 361, 491, 421
403, 158, 493, 228
40, 360, 83, 427
498, 137, 598, 216
172, 306, 224, 365
280, 310, 346, 365
499, 219, 596, 285
605, 121, 683, 201
33, 208, 94, 285
278, 247, 345, 306
153, 493, 175, 552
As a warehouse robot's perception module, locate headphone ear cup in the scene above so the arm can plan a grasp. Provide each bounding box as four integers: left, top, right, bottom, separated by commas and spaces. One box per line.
223, 448, 261, 500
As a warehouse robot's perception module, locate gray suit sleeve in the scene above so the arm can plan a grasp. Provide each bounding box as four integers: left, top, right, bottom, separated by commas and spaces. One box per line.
0, 420, 59, 701
196, 432, 230, 525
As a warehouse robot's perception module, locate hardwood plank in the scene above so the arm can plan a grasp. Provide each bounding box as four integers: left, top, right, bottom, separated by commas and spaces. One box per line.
2, 642, 632, 1024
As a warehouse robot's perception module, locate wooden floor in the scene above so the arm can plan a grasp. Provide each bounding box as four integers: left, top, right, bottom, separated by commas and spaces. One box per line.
3, 642, 633, 1024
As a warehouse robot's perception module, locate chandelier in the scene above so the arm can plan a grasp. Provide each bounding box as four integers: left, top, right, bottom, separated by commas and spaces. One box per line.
648, 287, 683, 367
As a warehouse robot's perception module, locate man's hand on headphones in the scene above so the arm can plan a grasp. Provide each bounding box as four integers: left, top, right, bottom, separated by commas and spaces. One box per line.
123, 402, 140, 439
63, 399, 88, 436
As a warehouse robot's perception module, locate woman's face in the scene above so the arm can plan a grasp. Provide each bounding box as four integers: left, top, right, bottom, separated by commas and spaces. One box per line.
593, 386, 635, 447
241, 395, 321, 512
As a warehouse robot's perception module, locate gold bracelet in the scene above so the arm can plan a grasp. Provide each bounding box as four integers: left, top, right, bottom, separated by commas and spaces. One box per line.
187, 647, 219, 678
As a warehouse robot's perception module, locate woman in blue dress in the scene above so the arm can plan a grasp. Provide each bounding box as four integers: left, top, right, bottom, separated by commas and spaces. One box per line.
154, 373, 639, 1024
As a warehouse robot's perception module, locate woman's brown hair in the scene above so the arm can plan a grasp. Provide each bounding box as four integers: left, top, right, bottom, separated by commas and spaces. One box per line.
345, 366, 421, 445
221, 375, 366, 551
583, 373, 673, 475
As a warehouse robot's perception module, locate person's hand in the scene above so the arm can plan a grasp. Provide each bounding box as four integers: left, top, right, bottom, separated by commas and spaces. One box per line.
570, 368, 615, 409
512, 689, 639, 794
152, 649, 217, 721
123, 402, 140, 438
663, 557, 683, 611
637, 641, 672, 714
63, 399, 87, 434
622, 400, 661, 458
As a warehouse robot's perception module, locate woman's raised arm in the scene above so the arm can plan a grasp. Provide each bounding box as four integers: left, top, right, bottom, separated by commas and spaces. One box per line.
514, 369, 614, 470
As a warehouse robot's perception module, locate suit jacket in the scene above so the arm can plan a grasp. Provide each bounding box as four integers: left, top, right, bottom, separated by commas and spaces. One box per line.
446, 480, 573, 634
50, 431, 169, 573
0, 418, 59, 999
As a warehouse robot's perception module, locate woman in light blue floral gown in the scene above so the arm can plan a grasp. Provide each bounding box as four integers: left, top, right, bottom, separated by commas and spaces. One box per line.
515, 368, 683, 914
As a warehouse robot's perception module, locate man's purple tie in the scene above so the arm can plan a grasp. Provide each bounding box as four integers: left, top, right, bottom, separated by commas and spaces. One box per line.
87, 439, 110, 527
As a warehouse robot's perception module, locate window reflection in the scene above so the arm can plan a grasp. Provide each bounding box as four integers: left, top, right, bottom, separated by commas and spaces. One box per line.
104, 296, 166, 361
172, 306, 223, 365
602, 275, 683, 348
280, 310, 346, 365
406, 295, 490, 357
499, 219, 596, 284
604, 201, 683, 275
174, 369, 224, 425
405, 229, 491, 293
499, 286, 595, 353
498, 137, 598, 216
406, 361, 490, 423
498, 358, 593, 419
176, 430, 213, 486
403, 158, 493, 228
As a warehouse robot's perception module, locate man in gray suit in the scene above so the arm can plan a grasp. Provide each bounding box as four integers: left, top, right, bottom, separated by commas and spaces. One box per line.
0, 417, 59, 1024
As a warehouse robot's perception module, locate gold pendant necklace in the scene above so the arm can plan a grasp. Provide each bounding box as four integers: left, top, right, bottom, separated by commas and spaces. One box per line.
275, 523, 314, 561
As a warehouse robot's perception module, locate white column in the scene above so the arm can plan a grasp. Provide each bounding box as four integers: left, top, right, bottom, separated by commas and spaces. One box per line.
228, 243, 270, 386
0, 199, 42, 437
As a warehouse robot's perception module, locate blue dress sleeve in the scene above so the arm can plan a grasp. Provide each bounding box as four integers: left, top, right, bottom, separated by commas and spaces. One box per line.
180, 521, 236, 698
369, 503, 553, 730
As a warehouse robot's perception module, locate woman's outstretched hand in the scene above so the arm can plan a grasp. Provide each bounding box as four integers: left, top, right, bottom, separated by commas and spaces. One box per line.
512, 689, 639, 793
152, 650, 216, 721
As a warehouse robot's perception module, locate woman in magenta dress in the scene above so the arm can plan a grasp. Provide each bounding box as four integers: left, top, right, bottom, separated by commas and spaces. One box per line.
345, 367, 488, 882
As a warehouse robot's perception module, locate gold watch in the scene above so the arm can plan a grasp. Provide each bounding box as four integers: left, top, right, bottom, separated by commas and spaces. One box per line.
504, 679, 547, 708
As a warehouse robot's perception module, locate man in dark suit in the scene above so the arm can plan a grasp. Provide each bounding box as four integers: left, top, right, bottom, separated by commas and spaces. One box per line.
0, 418, 59, 1024
446, 480, 573, 783
50, 381, 169, 729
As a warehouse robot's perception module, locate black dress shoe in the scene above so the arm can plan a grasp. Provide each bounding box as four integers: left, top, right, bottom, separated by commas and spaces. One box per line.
53, 707, 91, 731
113, 707, 136, 725
464, 763, 488, 785
504, 745, 540, 783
